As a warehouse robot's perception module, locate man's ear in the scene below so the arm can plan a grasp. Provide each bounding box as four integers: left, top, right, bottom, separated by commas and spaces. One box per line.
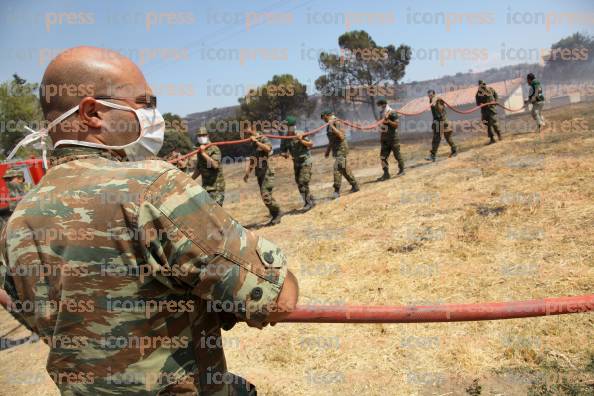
78, 97, 102, 129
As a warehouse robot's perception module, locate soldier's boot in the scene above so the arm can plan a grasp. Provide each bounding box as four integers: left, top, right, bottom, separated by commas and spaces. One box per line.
332, 187, 340, 199
377, 168, 390, 181
449, 150, 458, 158
268, 209, 282, 225
487, 137, 496, 145
425, 154, 436, 162
350, 184, 360, 193
397, 166, 406, 176
496, 130, 502, 141
303, 195, 316, 211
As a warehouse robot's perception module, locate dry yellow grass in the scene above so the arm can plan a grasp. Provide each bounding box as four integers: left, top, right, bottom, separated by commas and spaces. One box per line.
1, 102, 593, 395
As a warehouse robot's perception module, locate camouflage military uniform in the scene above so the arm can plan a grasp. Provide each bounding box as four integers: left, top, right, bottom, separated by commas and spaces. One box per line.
528, 79, 546, 127
326, 119, 358, 191
475, 85, 501, 141
251, 135, 280, 217
0, 169, 28, 229
429, 97, 457, 158
0, 146, 287, 395
195, 145, 225, 206
379, 111, 405, 174
280, 135, 314, 206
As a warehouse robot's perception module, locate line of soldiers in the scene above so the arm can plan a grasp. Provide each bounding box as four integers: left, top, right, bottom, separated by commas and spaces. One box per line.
186, 73, 546, 225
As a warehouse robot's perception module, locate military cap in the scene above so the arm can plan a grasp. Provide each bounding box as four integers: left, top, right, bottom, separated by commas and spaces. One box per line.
376, 97, 388, 105
320, 109, 333, 118
285, 116, 297, 126
478, 80, 485, 85
196, 127, 208, 136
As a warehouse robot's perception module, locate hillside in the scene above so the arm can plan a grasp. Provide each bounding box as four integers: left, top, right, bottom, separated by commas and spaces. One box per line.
0, 102, 593, 395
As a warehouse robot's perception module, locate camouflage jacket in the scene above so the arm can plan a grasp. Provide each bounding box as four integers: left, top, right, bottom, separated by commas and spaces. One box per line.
528, 80, 545, 103
475, 86, 498, 115
326, 119, 349, 157
379, 111, 400, 141
250, 134, 272, 170
430, 97, 448, 122
6, 180, 27, 212
195, 145, 225, 192
280, 134, 312, 166
0, 146, 287, 395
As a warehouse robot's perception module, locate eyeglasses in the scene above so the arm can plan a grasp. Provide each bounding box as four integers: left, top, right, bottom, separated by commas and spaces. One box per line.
94, 94, 157, 108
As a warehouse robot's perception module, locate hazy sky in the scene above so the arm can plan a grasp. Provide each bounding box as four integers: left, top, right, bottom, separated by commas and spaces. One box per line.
1, 0, 593, 116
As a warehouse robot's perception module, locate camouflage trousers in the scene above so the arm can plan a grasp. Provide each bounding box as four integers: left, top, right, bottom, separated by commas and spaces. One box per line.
205, 187, 225, 207
481, 112, 501, 140
255, 166, 280, 216
380, 137, 405, 172
293, 162, 313, 205
431, 120, 457, 156
333, 155, 358, 191
531, 101, 545, 127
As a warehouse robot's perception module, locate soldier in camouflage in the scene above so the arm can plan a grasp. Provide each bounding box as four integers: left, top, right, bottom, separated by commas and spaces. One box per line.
243, 128, 282, 225
2, 168, 27, 212
475, 80, 502, 144
426, 90, 458, 162
376, 98, 405, 181
280, 116, 315, 211
321, 110, 359, 198
0, 46, 298, 396
192, 127, 225, 206
525, 73, 546, 134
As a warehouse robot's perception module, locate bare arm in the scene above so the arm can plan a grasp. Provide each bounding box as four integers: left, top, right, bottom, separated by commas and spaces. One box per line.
297, 134, 314, 148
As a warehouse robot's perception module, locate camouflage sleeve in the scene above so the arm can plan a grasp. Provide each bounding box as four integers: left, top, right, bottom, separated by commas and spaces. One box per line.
258, 135, 272, 149
208, 146, 222, 164
0, 225, 35, 333
138, 169, 287, 324
493, 88, 498, 101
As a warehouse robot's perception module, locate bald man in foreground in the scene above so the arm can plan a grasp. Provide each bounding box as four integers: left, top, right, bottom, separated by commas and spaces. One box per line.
0, 46, 298, 395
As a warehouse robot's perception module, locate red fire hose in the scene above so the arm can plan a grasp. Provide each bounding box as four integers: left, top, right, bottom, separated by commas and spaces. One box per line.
2, 291, 591, 324
278, 295, 594, 323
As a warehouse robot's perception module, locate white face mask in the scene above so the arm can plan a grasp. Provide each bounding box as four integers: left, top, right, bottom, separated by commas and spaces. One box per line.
197, 136, 209, 145
8, 99, 165, 165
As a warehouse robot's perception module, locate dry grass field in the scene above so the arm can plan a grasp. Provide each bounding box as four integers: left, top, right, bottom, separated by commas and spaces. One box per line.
1, 102, 593, 395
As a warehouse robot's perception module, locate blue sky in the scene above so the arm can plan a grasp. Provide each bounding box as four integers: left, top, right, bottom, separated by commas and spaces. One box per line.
1, 0, 593, 116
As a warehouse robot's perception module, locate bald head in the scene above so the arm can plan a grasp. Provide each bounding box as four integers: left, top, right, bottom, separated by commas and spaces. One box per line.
40, 46, 154, 148
40, 46, 147, 120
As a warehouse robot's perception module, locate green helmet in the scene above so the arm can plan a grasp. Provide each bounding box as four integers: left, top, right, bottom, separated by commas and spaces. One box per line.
196, 127, 208, 136
320, 109, 332, 119
285, 116, 297, 127
3, 168, 23, 179
376, 97, 388, 105
478, 80, 485, 86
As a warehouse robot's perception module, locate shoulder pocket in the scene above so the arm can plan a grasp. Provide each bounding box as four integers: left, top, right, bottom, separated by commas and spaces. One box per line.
256, 237, 286, 269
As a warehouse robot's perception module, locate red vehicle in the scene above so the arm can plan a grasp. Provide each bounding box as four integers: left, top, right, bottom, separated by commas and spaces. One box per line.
0, 158, 45, 209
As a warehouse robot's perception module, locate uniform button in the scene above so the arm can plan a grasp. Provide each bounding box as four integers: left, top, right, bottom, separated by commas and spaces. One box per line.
250, 287, 263, 301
